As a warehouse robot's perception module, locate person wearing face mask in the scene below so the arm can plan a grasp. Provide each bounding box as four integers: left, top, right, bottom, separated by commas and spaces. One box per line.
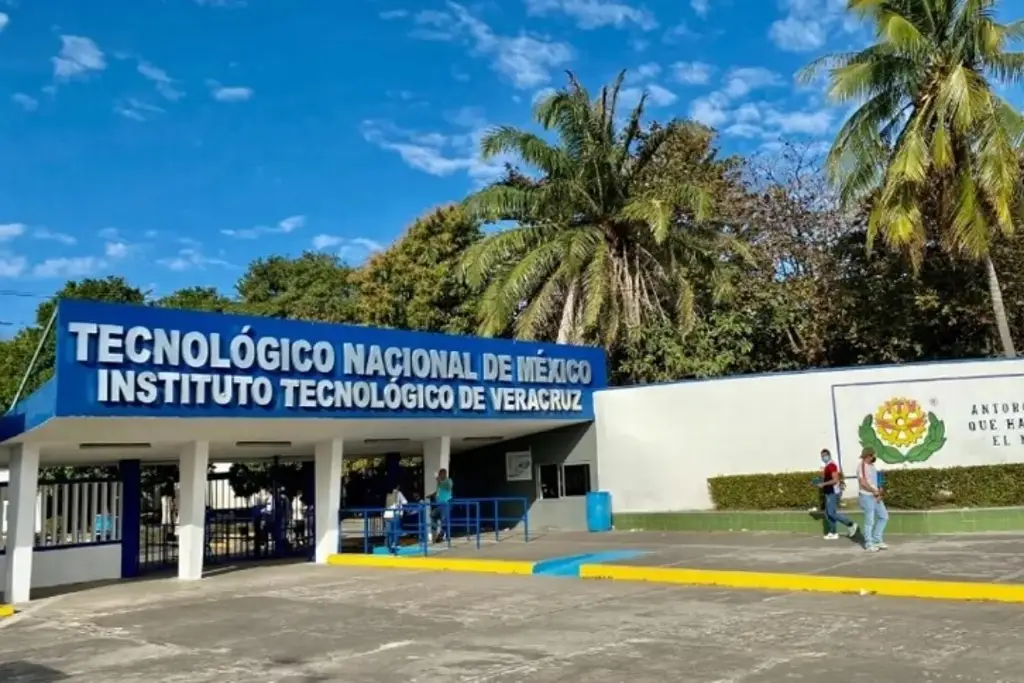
817, 448, 857, 541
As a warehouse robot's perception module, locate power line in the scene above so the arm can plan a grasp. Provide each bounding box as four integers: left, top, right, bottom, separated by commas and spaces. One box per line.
0, 289, 50, 299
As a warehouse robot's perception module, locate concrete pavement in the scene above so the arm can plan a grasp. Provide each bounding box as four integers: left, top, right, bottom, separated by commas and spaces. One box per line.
3, 560, 1024, 682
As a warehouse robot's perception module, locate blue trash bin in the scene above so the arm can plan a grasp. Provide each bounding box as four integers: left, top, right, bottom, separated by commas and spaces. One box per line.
586, 491, 612, 533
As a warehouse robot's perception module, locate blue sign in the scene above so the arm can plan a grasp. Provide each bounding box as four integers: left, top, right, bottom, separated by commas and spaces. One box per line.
52, 300, 607, 420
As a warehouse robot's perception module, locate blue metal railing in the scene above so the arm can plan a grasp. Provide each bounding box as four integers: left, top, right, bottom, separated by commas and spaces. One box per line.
338, 500, 482, 556
450, 497, 530, 543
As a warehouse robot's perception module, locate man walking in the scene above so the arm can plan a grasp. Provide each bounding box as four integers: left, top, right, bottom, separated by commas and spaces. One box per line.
858, 447, 889, 552
818, 449, 857, 540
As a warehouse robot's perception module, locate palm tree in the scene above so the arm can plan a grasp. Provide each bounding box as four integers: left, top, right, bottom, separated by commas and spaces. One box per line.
460, 71, 737, 346
802, 0, 1024, 357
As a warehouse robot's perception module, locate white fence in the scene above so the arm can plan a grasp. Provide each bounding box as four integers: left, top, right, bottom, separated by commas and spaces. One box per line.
1, 479, 123, 551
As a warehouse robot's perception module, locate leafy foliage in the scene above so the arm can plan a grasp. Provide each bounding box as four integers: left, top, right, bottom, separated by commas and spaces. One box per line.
709, 464, 1024, 511
353, 204, 482, 335
461, 71, 743, 346
236, 252, 360, 322
805, 0, 1024, 356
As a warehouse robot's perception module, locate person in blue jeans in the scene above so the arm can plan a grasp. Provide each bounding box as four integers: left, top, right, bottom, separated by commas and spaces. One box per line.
431, 468, 454, 544
384, 484, 408, 554
858, 447, 889, 552
817, 449, 857, 541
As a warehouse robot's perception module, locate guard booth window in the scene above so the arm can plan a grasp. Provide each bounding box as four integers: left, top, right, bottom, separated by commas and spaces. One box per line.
537, 463, 592, 499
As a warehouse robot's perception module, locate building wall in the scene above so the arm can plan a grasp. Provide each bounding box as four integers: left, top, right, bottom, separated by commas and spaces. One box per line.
451, 423, 597, 531
0, 543, 122, 592
595, 358, 1024, 513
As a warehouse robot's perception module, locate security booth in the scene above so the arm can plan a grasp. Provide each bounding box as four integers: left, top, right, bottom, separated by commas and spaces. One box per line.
0, 300, 606, 604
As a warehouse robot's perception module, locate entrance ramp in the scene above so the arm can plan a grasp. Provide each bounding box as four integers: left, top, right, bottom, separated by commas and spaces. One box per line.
337, 497, 530, 557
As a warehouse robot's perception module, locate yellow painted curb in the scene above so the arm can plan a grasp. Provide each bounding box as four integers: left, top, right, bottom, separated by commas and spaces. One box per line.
326, 554, 536, 576
0, 604, 14, 619
578, 565, 1024, 604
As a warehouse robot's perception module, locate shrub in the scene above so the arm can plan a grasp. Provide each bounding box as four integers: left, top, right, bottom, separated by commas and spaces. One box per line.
708, 463, 1024, 511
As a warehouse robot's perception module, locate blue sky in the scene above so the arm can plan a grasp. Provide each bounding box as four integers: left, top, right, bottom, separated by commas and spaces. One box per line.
0, 0, 1019, 333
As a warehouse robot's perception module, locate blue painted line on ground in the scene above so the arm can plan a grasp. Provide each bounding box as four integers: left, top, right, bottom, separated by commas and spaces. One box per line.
532, 550, 647, 577
371, 545, 429, 556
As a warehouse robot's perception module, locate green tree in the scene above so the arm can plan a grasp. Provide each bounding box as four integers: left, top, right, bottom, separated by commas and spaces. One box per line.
236, 252, 359, 322
461, 71, 738, 346
804, 0, 1024, 357
353, 204, 482, 335
0, 277, 145, 410
157, 286, 234, 313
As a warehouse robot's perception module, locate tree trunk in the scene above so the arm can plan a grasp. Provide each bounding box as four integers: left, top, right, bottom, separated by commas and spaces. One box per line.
985, 254, 1017, 358
556, 280, 579, 344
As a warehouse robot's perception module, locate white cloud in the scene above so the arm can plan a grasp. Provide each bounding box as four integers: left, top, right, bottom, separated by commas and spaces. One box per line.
648, 87, 677, 105
158, 247, 232, 271
628, 62, 661, 82
672, 61, 714, 85
113, 98, 165, 122
0, 256, 25, 278
723, 122, 763, 138
764, 108, 833, 135
769, 16, 827, 51
278, 215, 306, 233
408, 3, 573, 90
98, 227, 121, 240
620, 84, 677, 109
361, 118, 506, 183
722, 67, 783, 98
52, 35, 106, 81
733, 103, 761, 122
33, 228, 76, 245
105, 241, 128, 258
207, 80, 254, 102
312, 235, 384, 261
690, 0, 709, 16
138, 61, 184, 101
380, 9, 409, 19
12, 93, 38, 111
662, 22, 696, 42
0, 223, 25, 241
532, 87, 557, 104
312, 234, 342, 250
32, 256, 104, 278
222, 215, 306, 239
0, 13, 8, 32
768, 0, 858, 53
689, 93, 729, 127
524, 0, 657, 31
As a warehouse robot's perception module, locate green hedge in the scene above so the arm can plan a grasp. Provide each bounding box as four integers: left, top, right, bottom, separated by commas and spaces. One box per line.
708, 464, 1024, 511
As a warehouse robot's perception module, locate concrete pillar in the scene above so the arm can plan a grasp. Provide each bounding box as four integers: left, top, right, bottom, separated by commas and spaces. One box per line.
3, 444, 40, 604
422, 436, 451, 497
177, 441, 209, 581
314, 438, 343, 563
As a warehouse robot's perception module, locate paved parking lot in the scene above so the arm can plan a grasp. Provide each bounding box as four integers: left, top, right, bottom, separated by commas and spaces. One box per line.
3, 558, 1024, 682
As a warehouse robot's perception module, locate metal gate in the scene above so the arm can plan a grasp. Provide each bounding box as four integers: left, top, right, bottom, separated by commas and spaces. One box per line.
138, 460, 315, 575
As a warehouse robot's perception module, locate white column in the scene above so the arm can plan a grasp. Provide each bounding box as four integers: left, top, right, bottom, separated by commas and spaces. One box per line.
422, 436, 451, 496
3, 444, 40, 604
177, 441, 209, 581
314, 438, 343, 563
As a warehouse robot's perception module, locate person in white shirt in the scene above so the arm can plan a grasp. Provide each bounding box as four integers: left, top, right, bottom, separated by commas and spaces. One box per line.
384, 484, 408, 554
858, 447, 889, 552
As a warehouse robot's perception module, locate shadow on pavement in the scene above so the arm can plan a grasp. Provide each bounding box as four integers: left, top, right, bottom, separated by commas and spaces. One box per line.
0, 661, 69, 682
